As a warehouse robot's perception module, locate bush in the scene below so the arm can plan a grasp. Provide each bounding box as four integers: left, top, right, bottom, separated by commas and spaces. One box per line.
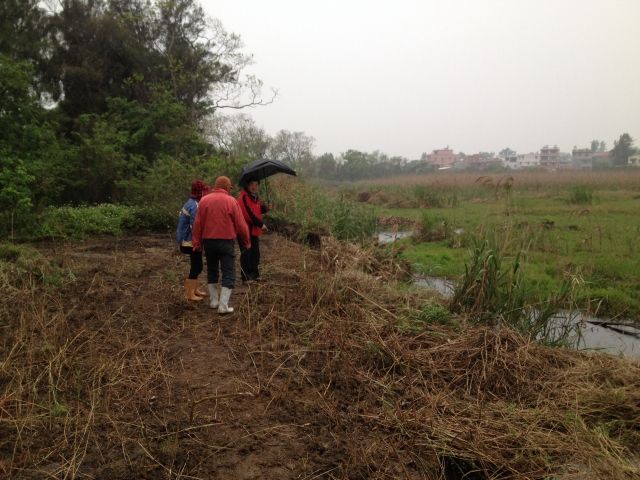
568, 185, 593, 205
415, 302, 451, 325
450, 235, 575, 343
0, 243, 26, 262
271, 178, 377, 244
417, 212, 450, 242
20, 204, 175, 240
38, 204, 134, 238
122, 206, 176, 232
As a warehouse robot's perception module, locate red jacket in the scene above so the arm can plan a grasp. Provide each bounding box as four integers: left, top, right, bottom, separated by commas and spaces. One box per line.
192, 189, 251, 249
237, 190, 268, 237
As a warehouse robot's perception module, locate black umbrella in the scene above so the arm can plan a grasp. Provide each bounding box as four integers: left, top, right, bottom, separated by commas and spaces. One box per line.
238, 158, 296, 186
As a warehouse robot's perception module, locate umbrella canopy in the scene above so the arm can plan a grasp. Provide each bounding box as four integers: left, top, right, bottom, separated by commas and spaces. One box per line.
238, 158, 296, 187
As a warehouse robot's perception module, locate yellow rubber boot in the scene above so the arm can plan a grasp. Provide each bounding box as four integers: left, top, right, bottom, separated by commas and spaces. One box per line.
195, 284, 208, 297
184, 279, 204, 301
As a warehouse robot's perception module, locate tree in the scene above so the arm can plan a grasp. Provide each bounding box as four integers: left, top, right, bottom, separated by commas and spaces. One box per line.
338, 150, 372, 181
611, 133, 635, 166
207, 113, 270, 161
0, 55, 71, 230
48, 0, 271, 123
315, 153, 337, 179
267, 130, 315, 173
599, 141, 607, 153
590, 140, 599, 153
0, 0, 58, 95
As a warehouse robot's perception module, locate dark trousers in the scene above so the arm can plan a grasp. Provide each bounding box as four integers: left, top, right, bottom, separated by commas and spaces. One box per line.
180, 245, 203, 279
240, 236, 260, 281
203, 239, 236, 289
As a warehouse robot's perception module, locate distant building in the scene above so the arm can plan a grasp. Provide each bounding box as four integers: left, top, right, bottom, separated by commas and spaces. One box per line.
557, 152, 574, 170
591, 151, 611, 167
629, 154, 640, 167
513, 152, 540, 169
572, 148, 593, 170
500, 150, 518, 168
497, 149, 517, 168
540, 145, 560, 169
428, 147, 457, 168
466, 152, 495, 166
571, 147, 613, 170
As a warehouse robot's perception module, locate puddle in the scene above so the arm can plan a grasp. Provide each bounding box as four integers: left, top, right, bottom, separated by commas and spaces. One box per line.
377, 230, 413, 244
413, 275, 455, 298
550, 312, 640, 359
412, 275, 640, 359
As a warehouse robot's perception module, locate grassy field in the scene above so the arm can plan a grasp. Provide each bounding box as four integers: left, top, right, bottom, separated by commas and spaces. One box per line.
343, 170, 640, 320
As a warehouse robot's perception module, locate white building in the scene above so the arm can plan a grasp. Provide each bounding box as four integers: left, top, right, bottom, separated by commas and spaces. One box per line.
509, 152, 540, 169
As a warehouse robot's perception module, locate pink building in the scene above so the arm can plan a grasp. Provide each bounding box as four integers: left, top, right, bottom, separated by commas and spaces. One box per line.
429, 147, 456, 168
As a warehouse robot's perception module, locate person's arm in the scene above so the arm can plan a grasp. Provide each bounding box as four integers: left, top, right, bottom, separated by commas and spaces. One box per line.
243, 195, 263, 228
231, 200, 251, 249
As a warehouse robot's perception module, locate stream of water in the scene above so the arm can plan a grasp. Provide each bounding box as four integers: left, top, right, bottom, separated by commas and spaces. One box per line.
377, 229, 640, 358
412, 274, 640, 359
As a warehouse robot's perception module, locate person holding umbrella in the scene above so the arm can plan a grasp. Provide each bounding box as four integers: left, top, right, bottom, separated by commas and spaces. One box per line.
176, 180, 208, 301
192, 176, 250, 314
236, 158, 297, 283
237, 179, 271, 282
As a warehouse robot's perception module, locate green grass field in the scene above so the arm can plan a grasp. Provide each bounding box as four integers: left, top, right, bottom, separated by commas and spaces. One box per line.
358, 176, 640, 321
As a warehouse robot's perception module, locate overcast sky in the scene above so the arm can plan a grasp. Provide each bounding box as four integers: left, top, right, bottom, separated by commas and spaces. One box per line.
203, 0, 640, 158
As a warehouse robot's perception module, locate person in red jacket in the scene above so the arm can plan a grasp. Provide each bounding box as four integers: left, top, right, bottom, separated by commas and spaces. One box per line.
192, 176, 250, 314
237, 180, 271, 282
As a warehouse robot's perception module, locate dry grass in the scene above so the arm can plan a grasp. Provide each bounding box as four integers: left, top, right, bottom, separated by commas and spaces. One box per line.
355, 169, 640, 191
1, 233, 639, 479
240, 236, 640, 479
0, 237, 183, 479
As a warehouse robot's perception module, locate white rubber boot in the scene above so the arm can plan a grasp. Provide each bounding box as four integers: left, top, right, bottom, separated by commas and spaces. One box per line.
217, 287, 234, 314
208, 284, 219, 309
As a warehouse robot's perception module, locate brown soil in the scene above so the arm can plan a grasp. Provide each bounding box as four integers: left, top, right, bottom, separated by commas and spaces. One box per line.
2, 233, 639, 479
1, 234, 349, 479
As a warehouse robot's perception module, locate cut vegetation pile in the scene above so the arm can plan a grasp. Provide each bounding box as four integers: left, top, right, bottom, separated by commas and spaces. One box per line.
1, 233, 639, 479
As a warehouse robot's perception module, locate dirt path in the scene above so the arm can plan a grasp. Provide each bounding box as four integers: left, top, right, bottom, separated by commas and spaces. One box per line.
28, 233, 336, 479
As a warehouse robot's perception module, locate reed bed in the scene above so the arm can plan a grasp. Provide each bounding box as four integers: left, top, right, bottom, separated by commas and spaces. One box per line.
354, 169, 640, 191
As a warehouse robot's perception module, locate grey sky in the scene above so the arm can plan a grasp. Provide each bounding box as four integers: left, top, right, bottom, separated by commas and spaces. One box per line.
203, 0, 640, 158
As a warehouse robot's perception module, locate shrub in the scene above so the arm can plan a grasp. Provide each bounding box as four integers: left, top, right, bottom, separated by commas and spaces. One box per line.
37, 204, 134, 238
415, 302, 451, 325
0, 242, 31, 262
568, 185, 593, 205
123, 206, 175, 232
413, 185, 444, 207
450, 235, 575, 343
417, 212, 450, 242
21, 204, 175, 240
271, 178, 377, 244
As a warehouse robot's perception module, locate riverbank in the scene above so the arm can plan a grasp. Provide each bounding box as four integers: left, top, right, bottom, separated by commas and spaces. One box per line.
362, 183, 640, 322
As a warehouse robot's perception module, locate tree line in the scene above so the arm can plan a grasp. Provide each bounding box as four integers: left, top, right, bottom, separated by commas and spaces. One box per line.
1, 0, 274, 229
